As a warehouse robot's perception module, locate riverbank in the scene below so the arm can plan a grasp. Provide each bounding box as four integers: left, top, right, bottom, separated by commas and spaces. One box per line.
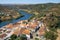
0, 10, 32, 27
0, 12, 22, 22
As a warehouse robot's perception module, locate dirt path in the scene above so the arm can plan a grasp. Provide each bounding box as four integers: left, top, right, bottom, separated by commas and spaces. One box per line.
56, 29, 60, 40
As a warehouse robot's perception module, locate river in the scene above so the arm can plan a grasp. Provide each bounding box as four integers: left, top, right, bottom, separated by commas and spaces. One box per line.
0, 10, 32, 27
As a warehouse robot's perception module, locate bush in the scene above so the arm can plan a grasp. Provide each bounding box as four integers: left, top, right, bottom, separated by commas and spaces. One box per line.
15, 37, 21, 40
20, 34, 27, 40
35, 38, 39, 40
10, 34, 17, 40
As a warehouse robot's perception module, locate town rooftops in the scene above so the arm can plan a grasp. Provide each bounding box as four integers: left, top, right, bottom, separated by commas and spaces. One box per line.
30, 22, 38, 29
12, 28, 30, 35
22, 29, 30, 35
6, 23, 14, 29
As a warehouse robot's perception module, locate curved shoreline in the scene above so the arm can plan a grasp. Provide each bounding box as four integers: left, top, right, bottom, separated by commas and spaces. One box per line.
0, 10, 32, 27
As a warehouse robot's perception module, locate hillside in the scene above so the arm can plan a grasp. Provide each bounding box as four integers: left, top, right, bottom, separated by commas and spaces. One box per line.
0, 3, 60, 40
20, 3, 60, 28
0, 5, 22, 22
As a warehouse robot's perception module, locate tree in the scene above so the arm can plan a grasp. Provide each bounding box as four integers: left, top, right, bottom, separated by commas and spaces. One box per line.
20, 34, 27, 40
10, 34, 17, 40
44, 31, 58, 40
15, 37, 21, 40
35, 38, 39, 40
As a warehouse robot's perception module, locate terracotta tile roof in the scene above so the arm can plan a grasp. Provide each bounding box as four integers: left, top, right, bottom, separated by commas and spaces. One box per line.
22, 29, 30, 35
20, 24, 27, 28
12, 28, 30, 35
12, 27, 21, 35
20, 28, 26, 34
13, 23, 20, 25
6, 23, 14, 29
30, 23, 38, 29
13, 23, 20, 27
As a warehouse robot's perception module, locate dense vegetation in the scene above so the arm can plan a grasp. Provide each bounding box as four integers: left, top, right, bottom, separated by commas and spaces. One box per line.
9, 34, 27, 40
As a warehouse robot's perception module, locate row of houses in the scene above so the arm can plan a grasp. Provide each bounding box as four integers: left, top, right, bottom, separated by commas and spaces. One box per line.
0, 19, 46, 40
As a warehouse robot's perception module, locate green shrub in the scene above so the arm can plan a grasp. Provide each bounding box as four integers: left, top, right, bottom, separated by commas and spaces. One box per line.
35, 38, 39, 40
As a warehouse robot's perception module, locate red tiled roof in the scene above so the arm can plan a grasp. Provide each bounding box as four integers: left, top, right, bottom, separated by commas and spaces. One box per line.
30, 23, 38, 29
22, 29, 30, 35
6, 24, 14, 29
12, 27, 21, 35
